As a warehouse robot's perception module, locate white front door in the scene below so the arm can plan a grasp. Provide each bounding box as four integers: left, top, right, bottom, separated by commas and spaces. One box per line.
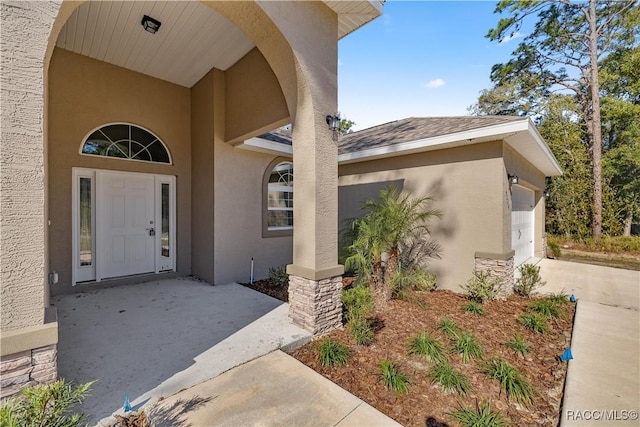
511, 185, 535, 266
72, 168, 176, 285
97, 171, 155, 279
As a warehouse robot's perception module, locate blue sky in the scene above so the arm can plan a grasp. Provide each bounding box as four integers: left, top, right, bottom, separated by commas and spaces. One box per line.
338, 1, 526, 130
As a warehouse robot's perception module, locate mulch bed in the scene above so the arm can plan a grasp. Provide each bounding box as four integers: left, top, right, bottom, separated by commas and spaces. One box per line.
290, 289, 575, 427
240, 279, 289, 302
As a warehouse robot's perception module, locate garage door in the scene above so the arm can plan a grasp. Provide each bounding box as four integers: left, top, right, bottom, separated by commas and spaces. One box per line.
512, 185, 534, 266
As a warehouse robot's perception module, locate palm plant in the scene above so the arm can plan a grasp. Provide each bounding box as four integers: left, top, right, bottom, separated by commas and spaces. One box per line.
345, 185, 441, 310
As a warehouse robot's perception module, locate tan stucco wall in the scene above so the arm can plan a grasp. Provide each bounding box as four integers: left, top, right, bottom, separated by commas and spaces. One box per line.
339, 141, 506, 291
1, 1, 63, 333
47, 48, 192, 295
225, 48, 289, 144
503, 143, 547, 256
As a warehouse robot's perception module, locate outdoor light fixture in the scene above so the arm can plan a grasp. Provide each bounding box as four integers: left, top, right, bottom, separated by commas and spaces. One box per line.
141, 15, 162, 34
326, 115, 341, 132
508, 174, 519, 185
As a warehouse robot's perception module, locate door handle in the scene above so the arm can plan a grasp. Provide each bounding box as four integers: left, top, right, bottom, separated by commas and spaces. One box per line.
147, 227, 155, 236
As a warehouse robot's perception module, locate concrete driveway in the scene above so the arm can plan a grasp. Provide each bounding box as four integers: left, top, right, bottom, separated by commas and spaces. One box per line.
536, 259, 640, 426
51, 278, 311, 425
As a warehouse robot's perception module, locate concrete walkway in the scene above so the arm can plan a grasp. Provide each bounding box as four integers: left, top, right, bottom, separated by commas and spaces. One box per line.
52, 279, 312, 425
537, 259, 640, 426
148, 350, 401, 427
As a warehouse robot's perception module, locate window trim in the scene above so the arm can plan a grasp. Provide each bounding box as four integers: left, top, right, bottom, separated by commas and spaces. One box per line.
262, 157, 294, 238
78, 122, 173, 165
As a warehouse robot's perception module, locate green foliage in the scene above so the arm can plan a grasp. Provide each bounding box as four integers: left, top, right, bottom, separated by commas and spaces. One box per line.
379, 360, 410, 394
338, 116, 356, 136
317, 338, 350, 367
549, 234, 640, 254
408, 332, 447, 364
0, 379, 93, 427
268, 265, 289, 288
529, 300, 562, 318
515, 264, 546, 297
453, 332, 484, 363
546, 291, 569, 305
519, 313, 548, 333
505, 335, 529, 356
449, 401, 507, 427
547, 241, 561, 258
341, 286, 375, 345
349, 318, 375, 346
344, 185, 441, 309
429, 362, 471, 395
462, 301, 485, 316
391, 267, 437, 300
438, 319, 458, 338
461, 270, 501, 303
482, 358, 535, 405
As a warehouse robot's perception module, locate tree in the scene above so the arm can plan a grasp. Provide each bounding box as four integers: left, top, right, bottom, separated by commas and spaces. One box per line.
486, 0, 637, 239
338, 116, 355, 136
345, 186, 441, 310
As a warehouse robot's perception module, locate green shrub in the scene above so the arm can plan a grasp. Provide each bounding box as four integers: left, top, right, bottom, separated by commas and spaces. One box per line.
462, 301, 485, 316
438, 318, 458, 337
429, 362, 470, 395
0, 379, 93, 427
408, 332, 447, 363
482, 358, 535, 404
317, 338, 350, 367
449, 401, 506, 427
519, 313, 548, 333
505, 335, 529, 355
529, 299, 562, 318
268, 265, 289, 288
342, 285, 374, 323
379, 360, 410, 394
342, 286, 375, 345
547, 241, 561, 258
453, 332, 484, 363
461, 270, 501, 303
547, 291, 569, 305
392, 267, 437, 299
515, 264, 546, 297
349, 318, 375, 345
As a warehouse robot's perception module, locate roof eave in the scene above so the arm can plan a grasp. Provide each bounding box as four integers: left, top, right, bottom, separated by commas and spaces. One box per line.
323, 1, 384, 39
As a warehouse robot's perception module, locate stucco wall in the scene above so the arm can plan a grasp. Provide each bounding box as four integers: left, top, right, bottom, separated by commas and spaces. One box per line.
213, 137, 293, 284
1, 1, 62, 332
225, 48, 289, 144
47, 48, 192, 295
339, 141, 505, 291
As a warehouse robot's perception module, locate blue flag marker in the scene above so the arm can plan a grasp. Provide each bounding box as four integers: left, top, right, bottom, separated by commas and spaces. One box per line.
561, 347, 573, 361
123, 394, 132, 412
570, 294, 576, 302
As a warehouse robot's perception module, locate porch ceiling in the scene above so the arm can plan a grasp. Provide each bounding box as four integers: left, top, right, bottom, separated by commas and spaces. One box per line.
56, 1, 383, 89
55, 1, 255, 88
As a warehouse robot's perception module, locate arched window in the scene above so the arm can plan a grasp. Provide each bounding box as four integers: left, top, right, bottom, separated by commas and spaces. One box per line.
80, 123, 171, 164
264, 161, 293, 234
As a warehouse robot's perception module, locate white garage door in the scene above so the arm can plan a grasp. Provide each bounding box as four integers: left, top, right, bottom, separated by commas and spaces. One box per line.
512, 185, 534, 266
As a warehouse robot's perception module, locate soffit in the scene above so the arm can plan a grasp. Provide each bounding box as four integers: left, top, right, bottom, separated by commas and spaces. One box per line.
324, 1, 384, 38
55, 1, 255, 88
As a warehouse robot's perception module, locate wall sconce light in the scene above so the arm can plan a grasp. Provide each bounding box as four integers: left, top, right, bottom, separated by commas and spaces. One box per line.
141, 15, 162, 34
508, 174, 519, 185
326, 115, 341, 132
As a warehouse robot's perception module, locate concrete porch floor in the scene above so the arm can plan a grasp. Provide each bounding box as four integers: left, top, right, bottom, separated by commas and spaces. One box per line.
51, 278, 311, 425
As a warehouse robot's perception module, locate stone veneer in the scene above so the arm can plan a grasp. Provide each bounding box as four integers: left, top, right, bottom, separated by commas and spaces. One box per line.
288, 275, 343, 335
0, 344, 57, 400
474, 255, 515, 299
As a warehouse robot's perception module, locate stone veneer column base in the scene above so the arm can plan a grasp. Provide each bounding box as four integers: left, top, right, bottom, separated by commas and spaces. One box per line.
474, 254, 515, 299
0, 344, 57, 400
288, 274, 343, 335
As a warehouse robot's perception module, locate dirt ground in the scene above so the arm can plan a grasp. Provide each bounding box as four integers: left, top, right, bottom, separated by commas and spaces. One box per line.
290, 289, 575, 427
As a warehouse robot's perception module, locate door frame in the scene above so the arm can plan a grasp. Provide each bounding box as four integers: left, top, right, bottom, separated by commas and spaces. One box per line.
511, 184, 535, 266
72, 168, 176, 285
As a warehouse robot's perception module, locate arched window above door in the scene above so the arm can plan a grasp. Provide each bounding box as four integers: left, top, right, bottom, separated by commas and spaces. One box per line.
80, 123, 171, 164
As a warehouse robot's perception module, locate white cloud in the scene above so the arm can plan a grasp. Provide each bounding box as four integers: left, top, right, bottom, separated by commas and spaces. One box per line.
422, 78, 446, 89
499, 31, 525, 45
